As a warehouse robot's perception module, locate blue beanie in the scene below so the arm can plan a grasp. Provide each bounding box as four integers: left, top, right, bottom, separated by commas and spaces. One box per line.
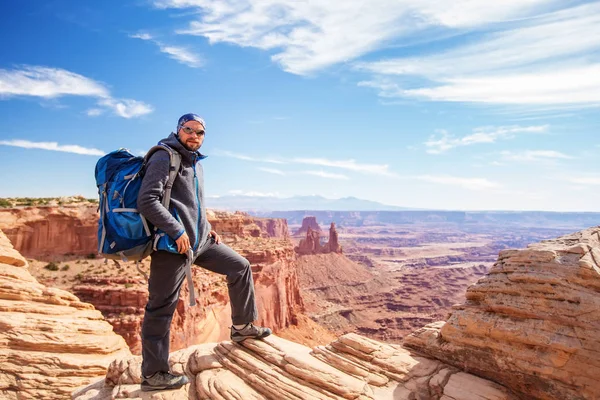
177, 113, 205, 132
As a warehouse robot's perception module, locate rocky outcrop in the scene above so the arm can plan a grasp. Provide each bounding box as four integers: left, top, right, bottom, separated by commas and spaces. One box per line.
207, 210, 289, 239
71, 211, 303, 355
327, 222, 342, 253
0, 230, 130, 400
0, 205, 98, 258
405, 227, 600, 400
0, 207, 289, 259
73, 333, 516, 400
295, 222, 343, 255
293, 216, 322, 236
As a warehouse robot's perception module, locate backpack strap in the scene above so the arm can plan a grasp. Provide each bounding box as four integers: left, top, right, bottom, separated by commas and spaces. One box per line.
144, 144, 182, 209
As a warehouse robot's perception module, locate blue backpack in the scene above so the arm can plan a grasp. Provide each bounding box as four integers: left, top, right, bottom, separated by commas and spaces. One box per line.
95, 144, 182, 262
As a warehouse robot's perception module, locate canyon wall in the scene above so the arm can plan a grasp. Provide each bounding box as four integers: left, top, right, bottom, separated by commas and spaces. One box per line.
404, 227, 600, 400
0, 205, 98, 258
0, 229, 130, 400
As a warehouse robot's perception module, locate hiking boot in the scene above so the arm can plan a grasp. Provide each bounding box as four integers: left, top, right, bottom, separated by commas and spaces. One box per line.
140, 371, 189, 392
230, 323, 272, 342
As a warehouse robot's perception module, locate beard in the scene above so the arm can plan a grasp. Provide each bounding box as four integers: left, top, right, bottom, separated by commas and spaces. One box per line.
184, 141, 201, 151
177, 134, 202, 152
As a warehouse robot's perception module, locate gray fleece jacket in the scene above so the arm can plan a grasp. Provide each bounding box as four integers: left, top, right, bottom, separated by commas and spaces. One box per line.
137, 133, 211, 253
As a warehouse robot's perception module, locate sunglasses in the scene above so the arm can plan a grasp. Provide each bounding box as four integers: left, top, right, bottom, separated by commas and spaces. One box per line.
180, 126, 205, 136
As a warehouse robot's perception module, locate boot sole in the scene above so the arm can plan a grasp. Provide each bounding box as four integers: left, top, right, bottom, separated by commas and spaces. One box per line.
140, 381, 188, 392
231, 331, 272, 342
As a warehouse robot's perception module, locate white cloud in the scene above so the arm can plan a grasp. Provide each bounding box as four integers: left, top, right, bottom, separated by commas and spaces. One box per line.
129, 32, 154, 40
98, 98, 153, 119
130, 32, 154, 40
218, 150, 395, 176
563, 176, 600, 185
402, 66, 600, 105
159, 45, 204, 67
425, 125, 548, 154
293, 157, 394, 176
500, 150, 572, 162
130, 32, 204, 68
0, 139, 105, 156
358, 3, 600, 107
0, 65, 153, 118
153, 0, 557, 75
417, 175, 500, 190
303, 170, 350, 180
258, 167, 285, 175
86, 108, 104, 117
359, 4, 600, 78
216, 150, 285, 164
0, 66, 109, 98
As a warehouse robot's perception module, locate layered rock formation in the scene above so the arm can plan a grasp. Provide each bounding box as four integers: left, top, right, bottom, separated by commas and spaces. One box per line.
293, 216, 322, 236
0, 206, 289, 260
73, 333, 516, 400
0, 205, 98, 258
0, 230, 130, 400
405, 227, 600, 400
296, 222, 343, 255
207, 209, 289, 239
73, 226, 600, 400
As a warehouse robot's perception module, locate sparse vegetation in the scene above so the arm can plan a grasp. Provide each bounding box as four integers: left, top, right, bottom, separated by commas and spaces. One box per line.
124, 283, 133, 288
44, 262, 59, 271
75, 273, 83, 280
86, 253, 97, 259
0, 196, 95, 208
61, 265, 70, 271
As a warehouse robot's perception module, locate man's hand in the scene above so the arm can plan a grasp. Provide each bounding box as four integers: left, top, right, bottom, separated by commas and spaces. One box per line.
208, 230, 221, 245
175, 232, 191, 254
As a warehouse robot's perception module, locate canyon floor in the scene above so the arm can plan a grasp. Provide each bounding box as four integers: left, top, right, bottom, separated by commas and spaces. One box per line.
289, 220, 581, 343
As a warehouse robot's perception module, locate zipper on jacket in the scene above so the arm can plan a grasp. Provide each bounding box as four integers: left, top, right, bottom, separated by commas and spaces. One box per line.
193, 154, 202, 251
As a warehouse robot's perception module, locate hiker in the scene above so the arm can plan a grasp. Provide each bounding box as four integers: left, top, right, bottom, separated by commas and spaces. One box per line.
137, 113, 271, 391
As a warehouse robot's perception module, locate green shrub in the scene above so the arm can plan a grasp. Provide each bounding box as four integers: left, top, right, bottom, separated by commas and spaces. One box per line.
124, 283, 133, 289
61, 265, 70, 271
44, 262, 59, 271
75, 273, 83, 280
0, 199, 11, 208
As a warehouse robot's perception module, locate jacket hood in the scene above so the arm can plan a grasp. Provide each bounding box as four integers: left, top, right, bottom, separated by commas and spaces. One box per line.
159, 132, 207, 165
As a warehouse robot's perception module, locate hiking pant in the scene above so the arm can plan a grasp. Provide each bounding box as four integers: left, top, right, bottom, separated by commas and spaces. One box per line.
141, 237, 258, 377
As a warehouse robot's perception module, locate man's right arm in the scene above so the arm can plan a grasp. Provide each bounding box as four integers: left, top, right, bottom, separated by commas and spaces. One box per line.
137, 151, 185, 240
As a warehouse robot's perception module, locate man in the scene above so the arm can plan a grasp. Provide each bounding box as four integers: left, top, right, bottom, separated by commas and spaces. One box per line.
137, 113, 271, 392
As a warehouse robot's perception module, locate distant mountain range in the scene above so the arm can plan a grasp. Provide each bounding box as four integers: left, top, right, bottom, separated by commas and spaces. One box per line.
206, 195, 412, 212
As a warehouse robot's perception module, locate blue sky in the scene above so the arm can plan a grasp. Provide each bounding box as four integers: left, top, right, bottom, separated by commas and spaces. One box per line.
0, 0, 599, 211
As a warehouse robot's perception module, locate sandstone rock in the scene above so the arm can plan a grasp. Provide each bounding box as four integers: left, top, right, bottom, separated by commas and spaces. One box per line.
0, 230, 26, 267
405, 227, 600, 400
294, 216, 322, 236
295, 220, 343, 255
0, 205, 99, 258
74, 334, 517, 400
207, 209, 289, 239
326, 222, 342, 253
0, 229, 130, 400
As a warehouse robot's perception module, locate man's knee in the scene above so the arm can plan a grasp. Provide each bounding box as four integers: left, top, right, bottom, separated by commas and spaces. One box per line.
228, 257, 251, 279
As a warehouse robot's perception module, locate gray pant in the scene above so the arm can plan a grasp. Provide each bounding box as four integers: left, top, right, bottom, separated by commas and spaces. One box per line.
141, 237, 258, 377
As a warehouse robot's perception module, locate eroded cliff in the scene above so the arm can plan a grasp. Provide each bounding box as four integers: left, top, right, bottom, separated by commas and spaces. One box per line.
0, 229, 130, 400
